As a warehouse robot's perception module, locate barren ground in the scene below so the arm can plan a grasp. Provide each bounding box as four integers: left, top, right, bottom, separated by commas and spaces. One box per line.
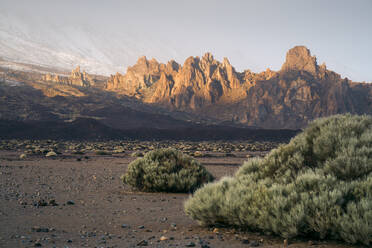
0, 149, 363, 248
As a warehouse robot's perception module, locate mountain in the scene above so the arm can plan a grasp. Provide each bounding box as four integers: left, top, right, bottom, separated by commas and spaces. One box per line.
0, 66, 297, 141
106, 46, 372, 129
1, 45, 371, 140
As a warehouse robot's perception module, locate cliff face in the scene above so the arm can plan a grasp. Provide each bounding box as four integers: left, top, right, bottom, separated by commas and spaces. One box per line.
106, 46, 372, 129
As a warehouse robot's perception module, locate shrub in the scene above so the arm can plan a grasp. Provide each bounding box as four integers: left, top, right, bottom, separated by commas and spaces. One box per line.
95, 150, 111, 155
185, 114, 372, 245
122, 148, 214, 193
131, 151, 144, 158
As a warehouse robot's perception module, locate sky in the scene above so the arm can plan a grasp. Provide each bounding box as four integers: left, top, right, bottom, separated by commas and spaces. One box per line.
1, 0, 371, 81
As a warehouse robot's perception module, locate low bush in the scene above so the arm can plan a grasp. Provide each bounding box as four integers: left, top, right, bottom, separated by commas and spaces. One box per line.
131, 151, 144, 157
185, 114, 372, 245
95, 150, 111, 155
122, 148, 214, 193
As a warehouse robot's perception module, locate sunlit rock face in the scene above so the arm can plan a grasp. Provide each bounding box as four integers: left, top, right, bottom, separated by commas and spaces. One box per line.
281, 46, 319, 75
105, 46, 372, 129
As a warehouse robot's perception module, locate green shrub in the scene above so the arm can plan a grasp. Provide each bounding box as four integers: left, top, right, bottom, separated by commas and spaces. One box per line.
185, 114, 372, 245
131, 151, 144, 157
122, 148, 214, 192
95, 150, 111, 155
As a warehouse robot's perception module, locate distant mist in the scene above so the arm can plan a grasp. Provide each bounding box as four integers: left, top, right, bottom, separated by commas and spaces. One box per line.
0, 0, 371, 81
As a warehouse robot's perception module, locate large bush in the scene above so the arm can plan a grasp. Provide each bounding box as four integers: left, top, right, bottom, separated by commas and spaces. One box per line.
122, 148, 214, 193
185, 114, 372, 245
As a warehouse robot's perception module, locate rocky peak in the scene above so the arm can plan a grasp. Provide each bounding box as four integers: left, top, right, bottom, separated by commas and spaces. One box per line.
42, 66, 93, 87
166, 60, 180, 73
136, 56, 148, 65
202, 52, 215, 63
281, 46, 318, 75
71, 66, 81, 77
183, 56, 200, 67
222, 57, 231, 67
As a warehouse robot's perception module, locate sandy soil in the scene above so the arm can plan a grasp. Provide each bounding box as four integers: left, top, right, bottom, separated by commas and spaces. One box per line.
0, 150, 362, 248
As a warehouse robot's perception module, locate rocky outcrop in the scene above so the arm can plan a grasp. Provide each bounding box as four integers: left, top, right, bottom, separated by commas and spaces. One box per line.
281, 46, 318, 75
107, 53, 250, 110
105, 46, 372, 129
43, 66, 94, 87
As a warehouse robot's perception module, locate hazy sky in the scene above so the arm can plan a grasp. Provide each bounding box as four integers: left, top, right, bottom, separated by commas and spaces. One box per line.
1, 0, 372, 81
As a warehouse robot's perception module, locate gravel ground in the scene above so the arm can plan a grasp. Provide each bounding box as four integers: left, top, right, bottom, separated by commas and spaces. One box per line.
0, 150, 362, 248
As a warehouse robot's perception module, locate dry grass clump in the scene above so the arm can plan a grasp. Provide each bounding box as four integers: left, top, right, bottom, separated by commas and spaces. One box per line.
185, 114, 372, 245
122, 148, 214, 193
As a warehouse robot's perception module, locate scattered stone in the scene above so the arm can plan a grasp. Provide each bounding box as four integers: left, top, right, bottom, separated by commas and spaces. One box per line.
19, 153, 27, 159
45, 151, 57, 157
121, 224, 129, 228
137, 239, 148, 246
250, 240, 260, 247
35, 199, 48, 207
138, 225, 144, 229
185, 241, 196, 247
199, 239, 210, 248
32, 226, 49, 233
48, 199, 58, 206
66, 200, 75, 205
159, 236, 168, 241
241, 239, 250, 244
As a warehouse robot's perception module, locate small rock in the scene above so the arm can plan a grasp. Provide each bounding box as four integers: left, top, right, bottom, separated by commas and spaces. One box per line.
32, 226, 49, 233
138, 225, 144, 229
45, 151, 57, 157
36, 199, 48, 207
19, 154, 27, 159
66, 200, 75, 205
34, 242, 42, 247
48, 199, 58, 206
199, 239, 210, 248
121, 224, 129, 228
185, 241, 196, 247
159, 236, 168, 241
137, 239, 148, 246
250, 240, 260, 247
241, 239, 250, 244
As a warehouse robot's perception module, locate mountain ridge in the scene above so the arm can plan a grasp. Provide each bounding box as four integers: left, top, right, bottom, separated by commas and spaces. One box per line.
1, 46, 372, 134
104, 46, 372, 128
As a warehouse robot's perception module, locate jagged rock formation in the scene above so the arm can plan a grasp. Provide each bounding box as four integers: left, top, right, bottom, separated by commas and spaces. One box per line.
107, 53, 250, 109
106, 46, 372, 129
43, 66, 94, 87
